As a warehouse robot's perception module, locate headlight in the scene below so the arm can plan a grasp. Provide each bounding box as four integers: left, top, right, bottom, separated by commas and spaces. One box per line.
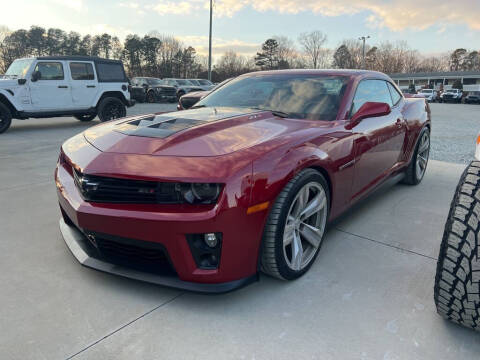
180, 183, 222, 204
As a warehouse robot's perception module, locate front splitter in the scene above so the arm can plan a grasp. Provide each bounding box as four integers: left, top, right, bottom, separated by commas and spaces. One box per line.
59, 218, 258, 294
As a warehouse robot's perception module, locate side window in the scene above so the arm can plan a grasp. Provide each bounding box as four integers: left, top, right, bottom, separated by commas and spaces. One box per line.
34, 62, 64, 80
351, 79, 393, 116
69, 62, 95, 80
96, 62, 126, 82
387, 82, 402, 106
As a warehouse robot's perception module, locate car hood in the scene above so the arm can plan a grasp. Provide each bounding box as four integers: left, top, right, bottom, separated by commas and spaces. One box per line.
0, 79, 19, 88
83, 107, 332, 157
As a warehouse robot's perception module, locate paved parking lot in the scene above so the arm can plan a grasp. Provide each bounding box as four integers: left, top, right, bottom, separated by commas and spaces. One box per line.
1, 103, 480, 359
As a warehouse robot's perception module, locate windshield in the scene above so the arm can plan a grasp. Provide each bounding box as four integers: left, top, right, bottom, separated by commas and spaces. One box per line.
198, 79, 212, 85
196, 74, 349, 121
189, 80, 200, 85
5, 59, 34, 78
146, 78, 164, 86
177, 79, 190, 86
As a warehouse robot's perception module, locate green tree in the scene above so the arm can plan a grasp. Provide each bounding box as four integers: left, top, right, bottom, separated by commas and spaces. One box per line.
332, 44, 353, 69
255, 39, 279, 70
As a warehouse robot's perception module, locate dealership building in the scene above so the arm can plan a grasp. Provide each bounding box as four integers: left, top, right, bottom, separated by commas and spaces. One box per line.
389, 71, 480, 92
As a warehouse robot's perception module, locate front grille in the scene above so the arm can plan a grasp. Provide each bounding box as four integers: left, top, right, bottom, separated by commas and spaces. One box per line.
86, 231, 176, 275
73, 169, 182, 204
157, 87, 176, 96
180, 97, 200, 109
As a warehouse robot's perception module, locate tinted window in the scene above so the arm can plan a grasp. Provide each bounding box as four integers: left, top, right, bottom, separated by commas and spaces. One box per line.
199, 79, 212, 85
351, 80, 392, 115
69, 62, 95, 80
387, 82, 402, 106
96, 62, 126, 82
196, 75, 349, 121
34, 62, 64, 80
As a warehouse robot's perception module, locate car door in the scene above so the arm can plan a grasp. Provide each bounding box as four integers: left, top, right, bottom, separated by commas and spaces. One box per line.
350, 79, 407, 199
29, 61, 74, 111
68, 61, 98, 109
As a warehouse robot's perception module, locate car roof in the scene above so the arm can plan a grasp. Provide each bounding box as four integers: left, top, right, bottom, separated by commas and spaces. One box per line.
20, 55, 123, 65
240, 69, 391, 80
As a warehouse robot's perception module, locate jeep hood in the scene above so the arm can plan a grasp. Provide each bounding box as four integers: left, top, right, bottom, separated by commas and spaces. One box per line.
83, 107, 332, 157
0, 79, 19, 88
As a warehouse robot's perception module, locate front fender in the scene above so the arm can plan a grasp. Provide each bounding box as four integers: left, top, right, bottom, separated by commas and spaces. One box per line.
0, 89, 22, 112
251, 137, 354, 220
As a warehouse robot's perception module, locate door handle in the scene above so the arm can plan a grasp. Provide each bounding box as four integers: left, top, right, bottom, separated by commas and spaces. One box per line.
86, 85, 96, 88
58, 85, 68, 89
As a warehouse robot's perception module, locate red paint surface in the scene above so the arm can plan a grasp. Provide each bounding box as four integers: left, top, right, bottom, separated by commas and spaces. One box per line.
56, 70, 430, 284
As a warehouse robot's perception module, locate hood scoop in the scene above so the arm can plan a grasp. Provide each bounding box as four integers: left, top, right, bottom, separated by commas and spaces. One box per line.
115, 115, 206, 139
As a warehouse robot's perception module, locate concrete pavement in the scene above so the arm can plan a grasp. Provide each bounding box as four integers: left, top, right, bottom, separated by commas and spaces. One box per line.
1, 105, 479, 359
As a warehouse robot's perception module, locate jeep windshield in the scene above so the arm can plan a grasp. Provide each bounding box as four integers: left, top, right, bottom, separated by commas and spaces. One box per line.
5, 59, 34, 78
195, 74, 349, 121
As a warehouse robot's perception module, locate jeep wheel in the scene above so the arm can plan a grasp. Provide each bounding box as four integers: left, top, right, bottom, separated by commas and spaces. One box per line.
98, 97, 126, 122
0, 102, 12, 134
74, 114, 96, 122
146, 91, 156, 103
261, 169, 329, 280
434, 161, 480, 331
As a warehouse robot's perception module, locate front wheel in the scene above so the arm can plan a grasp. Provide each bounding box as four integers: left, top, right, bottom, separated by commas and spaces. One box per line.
74, 114, 96, 122
261, 169, 329, 280
97, 97, 126, 122
146, 91, 156, 103
403, 128, 430, 185
0, 102, 12, 134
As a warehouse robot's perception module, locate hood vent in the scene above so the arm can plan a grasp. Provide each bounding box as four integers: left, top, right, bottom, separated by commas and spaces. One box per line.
115, 115, 206, 138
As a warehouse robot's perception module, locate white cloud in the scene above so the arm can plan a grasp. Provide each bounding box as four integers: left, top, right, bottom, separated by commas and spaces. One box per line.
176, 35, 259, 57
51, 0, 85, 12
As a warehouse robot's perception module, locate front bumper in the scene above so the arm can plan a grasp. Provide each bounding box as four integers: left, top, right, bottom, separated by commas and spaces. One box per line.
55, 154, 266, 292
59, 218, 257, 293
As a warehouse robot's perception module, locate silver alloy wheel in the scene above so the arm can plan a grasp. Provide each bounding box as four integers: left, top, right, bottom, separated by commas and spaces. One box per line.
416, 131, 430, 180
283, 182, 328, 271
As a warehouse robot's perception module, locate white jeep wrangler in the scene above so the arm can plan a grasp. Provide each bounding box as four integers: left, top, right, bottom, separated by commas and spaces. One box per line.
0, 56, 135, 134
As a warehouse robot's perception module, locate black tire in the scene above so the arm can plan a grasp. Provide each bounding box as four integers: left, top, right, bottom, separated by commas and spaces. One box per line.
146, 91, 156, 103
261, 169, 330, 280
0, 102, 12, 134
97, 97, 126, 122
434, 161, 480, 331
74, 114, 96, 122
402, 128, 430, 185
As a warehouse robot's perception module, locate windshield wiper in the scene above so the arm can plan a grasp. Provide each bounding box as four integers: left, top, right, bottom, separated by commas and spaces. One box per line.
250, 107, 290, 118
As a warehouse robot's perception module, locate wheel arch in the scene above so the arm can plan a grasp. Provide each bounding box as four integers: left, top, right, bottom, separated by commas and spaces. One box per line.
96, 91, 128, 108
0, 93, 19, 117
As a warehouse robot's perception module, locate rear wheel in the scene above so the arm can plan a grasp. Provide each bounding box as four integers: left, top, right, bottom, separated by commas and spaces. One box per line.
97, 97, 126, 122
74, 114, 96, 122
434, 161, 480, 331
0, 102, 12, 134
403, 128, 430, 185
261, 169, 329, 280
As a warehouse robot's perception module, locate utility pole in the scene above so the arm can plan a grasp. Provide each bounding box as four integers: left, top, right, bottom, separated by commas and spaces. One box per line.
359, 35, 370, 69
208, 0, 213, 81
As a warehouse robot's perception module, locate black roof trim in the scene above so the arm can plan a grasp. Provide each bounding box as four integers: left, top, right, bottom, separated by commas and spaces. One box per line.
35, 56, 123, 64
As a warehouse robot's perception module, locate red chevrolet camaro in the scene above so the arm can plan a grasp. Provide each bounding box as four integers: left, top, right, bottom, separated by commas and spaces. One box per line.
55, 70, 431, 293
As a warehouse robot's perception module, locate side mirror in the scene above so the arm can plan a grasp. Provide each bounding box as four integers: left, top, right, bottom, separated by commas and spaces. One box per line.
18, 78, 26, 85
31, 71, 41, 82
346, 102, 391, 130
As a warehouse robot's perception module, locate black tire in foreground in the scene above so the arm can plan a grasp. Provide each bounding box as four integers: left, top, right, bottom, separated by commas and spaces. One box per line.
0, 102, 12, 134
403, 128, 430, 185
97, 97, 127, 122
261, 169, 330, 280
74, 114, 96, 122
434, 161, 480, 331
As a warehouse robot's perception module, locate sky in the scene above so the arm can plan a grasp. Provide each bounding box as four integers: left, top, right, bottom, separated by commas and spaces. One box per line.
1, 0, 479, 58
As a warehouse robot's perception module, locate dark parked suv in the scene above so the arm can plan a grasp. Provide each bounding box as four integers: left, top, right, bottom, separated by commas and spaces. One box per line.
131, 77, 177, 103
465, 91, 480, 104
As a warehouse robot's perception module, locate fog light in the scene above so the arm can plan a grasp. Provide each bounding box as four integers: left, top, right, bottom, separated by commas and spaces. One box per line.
204, 233, 218, 248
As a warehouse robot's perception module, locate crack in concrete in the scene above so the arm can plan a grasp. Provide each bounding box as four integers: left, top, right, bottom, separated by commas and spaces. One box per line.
65, 292, 185, 360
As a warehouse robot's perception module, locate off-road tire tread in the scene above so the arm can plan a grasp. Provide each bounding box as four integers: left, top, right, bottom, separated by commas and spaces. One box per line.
434, 161, 480, 331
261, 169, 328, 280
